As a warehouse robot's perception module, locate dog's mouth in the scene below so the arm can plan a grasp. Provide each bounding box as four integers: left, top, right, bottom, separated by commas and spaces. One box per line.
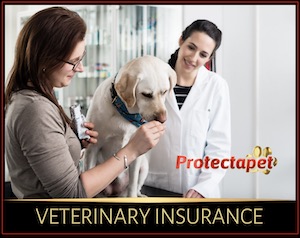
142, 112, 167, 124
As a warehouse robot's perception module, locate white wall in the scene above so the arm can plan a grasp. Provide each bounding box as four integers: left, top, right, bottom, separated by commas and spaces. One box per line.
5, 5, 21, 83
256, 6, 295, 199
183, 5, 296, 199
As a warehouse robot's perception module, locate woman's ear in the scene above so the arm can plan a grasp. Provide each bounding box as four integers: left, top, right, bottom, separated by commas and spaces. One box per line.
178, 36, 184, 46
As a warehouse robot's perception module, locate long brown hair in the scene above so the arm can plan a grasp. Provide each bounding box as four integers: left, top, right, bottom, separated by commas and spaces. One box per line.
5, 6, 86, 124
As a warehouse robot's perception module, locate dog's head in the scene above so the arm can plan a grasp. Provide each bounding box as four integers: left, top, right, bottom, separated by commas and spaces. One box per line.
114, 55, 177, 123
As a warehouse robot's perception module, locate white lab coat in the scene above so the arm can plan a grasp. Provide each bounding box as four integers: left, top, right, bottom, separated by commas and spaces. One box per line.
145, 65, 231, 198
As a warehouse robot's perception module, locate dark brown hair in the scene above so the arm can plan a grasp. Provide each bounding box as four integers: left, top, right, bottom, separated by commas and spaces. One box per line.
5, 6, 86, 123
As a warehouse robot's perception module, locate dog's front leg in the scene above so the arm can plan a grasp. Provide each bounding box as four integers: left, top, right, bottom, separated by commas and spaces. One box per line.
83, 144, 102, 171
127, 157, 142, 197
136, 156, 149, 197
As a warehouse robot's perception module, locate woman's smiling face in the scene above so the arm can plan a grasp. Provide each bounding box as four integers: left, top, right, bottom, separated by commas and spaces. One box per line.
48, 40, 86, 88
176, 31, 216, 74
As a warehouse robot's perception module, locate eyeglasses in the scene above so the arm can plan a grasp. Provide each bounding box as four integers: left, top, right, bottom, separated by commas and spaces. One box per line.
61, 50, 86, 71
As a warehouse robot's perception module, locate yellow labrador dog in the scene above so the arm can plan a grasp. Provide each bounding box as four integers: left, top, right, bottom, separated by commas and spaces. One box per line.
84, 55, 176, 197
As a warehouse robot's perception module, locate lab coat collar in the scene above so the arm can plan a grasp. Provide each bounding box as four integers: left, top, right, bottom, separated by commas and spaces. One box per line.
167, 66, 209, 116
166, 89, 180, 116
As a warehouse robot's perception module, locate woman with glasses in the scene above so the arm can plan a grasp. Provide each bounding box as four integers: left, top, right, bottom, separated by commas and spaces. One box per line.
5, 6, 165, 198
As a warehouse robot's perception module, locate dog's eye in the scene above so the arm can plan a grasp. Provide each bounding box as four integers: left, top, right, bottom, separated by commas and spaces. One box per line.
162, 90, 168, 95
142, 93, 153, 99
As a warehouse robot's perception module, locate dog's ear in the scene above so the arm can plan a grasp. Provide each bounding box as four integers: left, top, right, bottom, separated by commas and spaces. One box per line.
115, 72, 140, 108
168, 66, 177, 92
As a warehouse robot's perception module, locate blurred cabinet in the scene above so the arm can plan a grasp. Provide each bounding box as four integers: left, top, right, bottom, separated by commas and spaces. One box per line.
17, 5, 182, 115
62, 5, 114, 115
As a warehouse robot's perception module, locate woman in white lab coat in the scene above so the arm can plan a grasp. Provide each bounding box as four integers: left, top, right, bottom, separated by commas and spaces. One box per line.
145, 20, 231, 198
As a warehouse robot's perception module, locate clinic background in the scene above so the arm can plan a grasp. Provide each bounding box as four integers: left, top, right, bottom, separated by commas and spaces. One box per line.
4, 4, 296, 200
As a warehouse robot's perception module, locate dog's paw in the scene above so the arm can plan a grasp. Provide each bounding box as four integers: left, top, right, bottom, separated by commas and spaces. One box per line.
137, 193, 148, 197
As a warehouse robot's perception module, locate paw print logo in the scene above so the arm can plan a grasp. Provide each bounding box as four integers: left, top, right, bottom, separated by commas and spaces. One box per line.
246, 146, 278, 174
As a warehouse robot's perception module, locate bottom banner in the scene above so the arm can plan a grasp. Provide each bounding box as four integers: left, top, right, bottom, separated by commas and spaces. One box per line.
2, 198, 298, 235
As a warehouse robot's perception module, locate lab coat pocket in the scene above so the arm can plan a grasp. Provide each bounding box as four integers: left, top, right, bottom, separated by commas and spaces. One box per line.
189, 109, 210, 151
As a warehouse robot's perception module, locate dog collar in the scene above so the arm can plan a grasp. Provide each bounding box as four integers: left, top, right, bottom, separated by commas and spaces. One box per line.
110, 81, 147, 128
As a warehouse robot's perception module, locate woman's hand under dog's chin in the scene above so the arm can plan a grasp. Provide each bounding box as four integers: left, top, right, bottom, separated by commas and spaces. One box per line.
81, 122, 99, 148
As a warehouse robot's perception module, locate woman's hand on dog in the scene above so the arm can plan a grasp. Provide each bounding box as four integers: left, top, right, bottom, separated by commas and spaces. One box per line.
81, 122, 99, 148
126, 120, 166, 159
